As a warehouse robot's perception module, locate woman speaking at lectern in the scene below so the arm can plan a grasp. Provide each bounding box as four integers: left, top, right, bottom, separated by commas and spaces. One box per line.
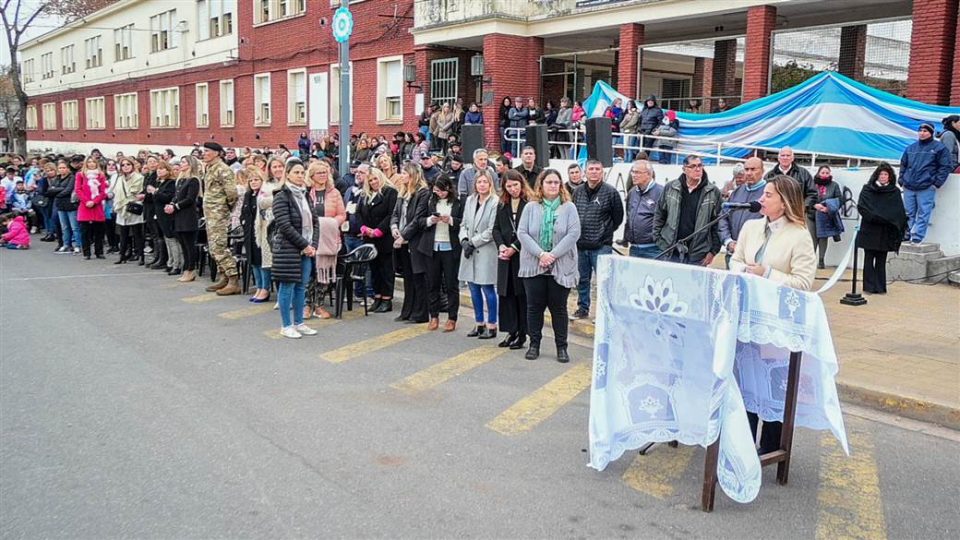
729, 174, 817, 453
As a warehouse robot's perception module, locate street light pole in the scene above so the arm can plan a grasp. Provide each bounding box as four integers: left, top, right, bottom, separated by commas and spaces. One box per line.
339, 38, 350, 175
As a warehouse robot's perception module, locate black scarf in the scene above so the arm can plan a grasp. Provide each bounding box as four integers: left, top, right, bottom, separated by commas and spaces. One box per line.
858, 181, 907, 232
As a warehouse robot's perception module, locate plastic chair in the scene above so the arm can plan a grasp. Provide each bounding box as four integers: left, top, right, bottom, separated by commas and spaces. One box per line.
335, 243, 378, 318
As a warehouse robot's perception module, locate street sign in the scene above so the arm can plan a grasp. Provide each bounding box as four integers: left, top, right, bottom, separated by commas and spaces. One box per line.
332, 7, 353, 43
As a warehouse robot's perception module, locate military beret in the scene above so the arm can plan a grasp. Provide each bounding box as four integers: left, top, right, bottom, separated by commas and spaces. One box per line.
203, 141, 225, 153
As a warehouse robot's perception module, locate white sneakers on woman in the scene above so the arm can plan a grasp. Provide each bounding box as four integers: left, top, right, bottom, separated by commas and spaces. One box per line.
280, 324, 318, 339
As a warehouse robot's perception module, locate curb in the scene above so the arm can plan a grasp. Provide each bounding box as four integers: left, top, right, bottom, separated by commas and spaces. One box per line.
396, 279, 959, 430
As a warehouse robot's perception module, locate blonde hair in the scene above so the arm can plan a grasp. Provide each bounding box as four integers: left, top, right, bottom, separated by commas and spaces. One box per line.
767, 174, 806, 226
532, 169, 571, 203
363, 168, 390, 201
397, 162, 427, 199
236, 166, 265, 188
473, 168, 497, 196
376, 153, 396, 177
305, 160, 332, 189
177, 155, 202, 180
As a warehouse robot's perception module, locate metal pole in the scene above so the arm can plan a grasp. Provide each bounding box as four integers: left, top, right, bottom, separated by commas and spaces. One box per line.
840, 241, 867, 306
338, 39, 351, 175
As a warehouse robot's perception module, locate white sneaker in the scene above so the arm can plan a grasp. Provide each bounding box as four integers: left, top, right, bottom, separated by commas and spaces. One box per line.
30, 226, 37, 234
272, 301, 279, 310
280, 326, 302, 339
56, 246, 69, 253
72, 247, 81, 254
295, 324, 317, 336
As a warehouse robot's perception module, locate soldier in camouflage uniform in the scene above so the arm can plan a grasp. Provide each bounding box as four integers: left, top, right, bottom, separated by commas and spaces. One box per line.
200, 142, 241, 295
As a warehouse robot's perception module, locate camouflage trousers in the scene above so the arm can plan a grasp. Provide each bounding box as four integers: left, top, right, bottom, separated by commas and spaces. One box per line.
204, 208, 238, 278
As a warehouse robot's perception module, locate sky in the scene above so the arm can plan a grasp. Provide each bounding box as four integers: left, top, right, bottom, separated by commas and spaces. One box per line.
1, 1, 64, 69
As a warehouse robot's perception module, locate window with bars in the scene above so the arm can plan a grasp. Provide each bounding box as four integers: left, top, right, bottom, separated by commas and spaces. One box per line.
287, 70, 307, 125
196, 83, 210, 127
61, 45, 75, 74
430, 58, 458, 106
219, 80, 235, 126
41, 53, 54, 79
114, 93, 139, 129
150, 87, 180, 128
254, 73, 271, 125
23, 59, 35, 83
198, 0, 234, 40
62, 100, 79, 130
42, 103, 57, 129
114, 24, 134, 61
85, 36, 103, 69
25, 106, 38, 130
150, 9, 178, 52
85, 97, 105, 129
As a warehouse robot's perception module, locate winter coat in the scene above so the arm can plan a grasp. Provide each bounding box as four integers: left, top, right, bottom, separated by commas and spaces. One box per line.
653, 174, 723, 263
654, 117, 680, 148
2, 215, 30, 246
555, 107, 573, 128
256, 181, 281, 268
241, 188, 262, 267
457, 193, 498, 285
393, 187, 431, 273
765, 164, 817, 217
464, 111, 483, 124
718, 182, 764, 246
141, 172, 160, 222
172, 177, 201, 233
939, 129, 959, 169
297, 136, 312, 157
620, 110, 640, 134
571, 181, 625, 250
856, 180, 907, 253
508, 106, 529, 129
75, 171, 108, 222
153, 179, 178, 237
112, 172, 145, 226
900, 138, 953, 191
492, 199, 527, 294
811, 180, 844, 238
308, 186, 347, 241
270, 186, 312, 283
624, 182, 664, 245
516, 201, 581, 289
48, 173, 77, 212
414, 195, 463, 259
639, 98, 664, 134
358, 185, 399, 255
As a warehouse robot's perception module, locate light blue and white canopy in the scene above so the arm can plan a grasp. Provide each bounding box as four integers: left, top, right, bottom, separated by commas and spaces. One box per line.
582, 72, 960, 161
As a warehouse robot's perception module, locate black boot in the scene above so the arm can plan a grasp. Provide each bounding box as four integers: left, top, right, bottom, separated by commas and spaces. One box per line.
525, 344, 540, 360
509, 334, 527, 350
114, 257, 127, 265
370, 299, 383, 312
466, 325, 484, 337
478, 327, 497, 340
373, 299, 393, 313
556, 346, 570, 363
498, 333, 517, 348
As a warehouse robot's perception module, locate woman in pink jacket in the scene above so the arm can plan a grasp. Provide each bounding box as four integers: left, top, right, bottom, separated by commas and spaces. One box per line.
75, 157, 109, 259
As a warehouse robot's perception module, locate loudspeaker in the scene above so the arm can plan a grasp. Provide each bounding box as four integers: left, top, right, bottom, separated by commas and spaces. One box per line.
461, 124, 485, 161
585, 117, 613, 167
523, 124, 550, 169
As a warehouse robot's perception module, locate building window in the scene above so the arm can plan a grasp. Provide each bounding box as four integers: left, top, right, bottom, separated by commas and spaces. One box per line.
254, 73, 271, 125
22, 59, 35, 84
219, 79, 235, 126
85, 97, 105, 129
377, 56, 403, 123
150, 87, 180, 128
42, 103, 57, 130
25, 105, 38, 130
287, 69, 306, 125
254, 0, 306, 25
330, 63, 353, 124
84, 36, 103, 69
114, 24, 134, 61
62, 100, 79, 130
41, 53, 54, 79
114, 92, 139, 129
430, 58, 458, 106
61, 45, 76, 74
198, 0, 234, 40
196, 83, 209, 127
150, 9, 178, 52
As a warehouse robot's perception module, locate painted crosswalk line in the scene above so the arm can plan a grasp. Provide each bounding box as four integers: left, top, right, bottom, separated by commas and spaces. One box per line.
621, 445, 696, 499
816, 431, 887, 540
181, 292, 223, 304
486, 362, 592, 435
219, 304, 275, 320
319, 325, 431, 364
391, 347, 508, 394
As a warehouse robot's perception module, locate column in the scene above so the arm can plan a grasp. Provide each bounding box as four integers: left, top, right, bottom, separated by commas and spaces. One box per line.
711, 39, 738, 99
742, 5, 776, 102
692, 57, 713, 101
837, 25, 867, 81
482, 33, 544, 152
952, 13, 960, 106
906, 0, 958, 105
617, 23, 644, 99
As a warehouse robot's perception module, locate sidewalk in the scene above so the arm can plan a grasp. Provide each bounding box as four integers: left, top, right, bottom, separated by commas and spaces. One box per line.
438, 267, 960, 430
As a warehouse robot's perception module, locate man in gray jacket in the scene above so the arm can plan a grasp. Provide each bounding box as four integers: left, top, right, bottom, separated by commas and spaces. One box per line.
718, 156, 765, 264
457, 148, 500, 199
654, 155, 722, 265
620, 160, 663, 258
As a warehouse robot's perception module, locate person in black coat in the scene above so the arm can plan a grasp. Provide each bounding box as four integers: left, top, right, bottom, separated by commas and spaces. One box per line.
141, 156, 166, 268
239, 167, 269, 302
856, 163, 907, 295
48, 161, 79, 252
492, 169, 533, 350
415, 175, 463, 332
271, 161, 318, 339
151, 161, 181, 274
391, 163, 431, 323
167, 156, 202, 283
359, 168, 399, 313
810, 165, 844, 269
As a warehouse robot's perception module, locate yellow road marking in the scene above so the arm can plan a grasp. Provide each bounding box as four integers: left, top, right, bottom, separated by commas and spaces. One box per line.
816, 431, 887, 540
181, 292, 222, 304
486, 362, 592, 435
621, 445, 695, 499
319, 325, 431, 363
219, 304, 275, 320
391, 347, 508, 394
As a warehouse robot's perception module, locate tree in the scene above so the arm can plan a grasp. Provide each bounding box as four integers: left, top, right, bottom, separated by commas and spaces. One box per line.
1, 0, 116, 154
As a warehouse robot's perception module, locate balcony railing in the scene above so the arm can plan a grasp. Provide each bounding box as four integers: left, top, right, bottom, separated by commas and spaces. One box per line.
414, 0, 666, 30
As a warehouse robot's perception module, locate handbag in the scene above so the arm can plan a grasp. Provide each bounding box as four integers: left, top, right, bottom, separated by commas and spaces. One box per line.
126, 202, 144, 215
32, 195, 50, 208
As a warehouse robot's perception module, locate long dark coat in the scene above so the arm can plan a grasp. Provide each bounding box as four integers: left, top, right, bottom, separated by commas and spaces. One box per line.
413, 195, 463, 259
358, 186, 398, 255
240, 187, 262, 267
172, 177, 200, 233
856, 181, 907, 253
271, 187, 312, 283
492, 198, 527, 294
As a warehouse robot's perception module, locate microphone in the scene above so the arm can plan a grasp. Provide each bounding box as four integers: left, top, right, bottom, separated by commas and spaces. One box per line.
722, 201, 761, 212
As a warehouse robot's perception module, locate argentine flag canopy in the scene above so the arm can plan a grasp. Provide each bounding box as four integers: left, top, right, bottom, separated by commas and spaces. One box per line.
582, 71, 960, 161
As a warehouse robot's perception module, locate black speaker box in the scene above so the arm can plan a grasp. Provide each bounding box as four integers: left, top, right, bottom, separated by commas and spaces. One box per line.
523, 124, 550, 168
585, 117, 613, 167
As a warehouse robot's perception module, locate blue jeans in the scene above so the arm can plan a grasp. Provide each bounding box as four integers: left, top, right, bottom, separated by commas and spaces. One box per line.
468, 282, 498, 324
577, 245, 612, 311
629, 244, 661, 259
252, 265, 272, 290
903, 186, 937, 243
58, 210, 81, 248
278, 256, 311, 328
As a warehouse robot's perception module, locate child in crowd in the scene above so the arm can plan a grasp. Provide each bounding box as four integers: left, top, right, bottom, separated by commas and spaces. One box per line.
0, 214, 31, 249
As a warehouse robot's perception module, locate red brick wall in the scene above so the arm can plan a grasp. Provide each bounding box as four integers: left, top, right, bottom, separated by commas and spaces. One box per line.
907, 0, 958, 105
838, 25, 867, 81
617, 24, 644, 99
692, 57, 713, 101
711, 39, 739, 98
482, 34, 544, 153
954, 15, 960, 106
742, 5, 777, 102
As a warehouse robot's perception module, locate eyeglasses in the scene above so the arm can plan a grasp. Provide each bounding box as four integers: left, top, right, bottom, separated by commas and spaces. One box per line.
630, 170, 650, 174
684, 163, 704, 169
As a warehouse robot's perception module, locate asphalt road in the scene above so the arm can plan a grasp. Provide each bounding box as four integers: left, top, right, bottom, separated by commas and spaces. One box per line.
1, 247, 958, 539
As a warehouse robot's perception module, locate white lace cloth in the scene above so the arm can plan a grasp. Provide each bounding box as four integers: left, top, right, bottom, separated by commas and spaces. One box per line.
588, 256, 848, 504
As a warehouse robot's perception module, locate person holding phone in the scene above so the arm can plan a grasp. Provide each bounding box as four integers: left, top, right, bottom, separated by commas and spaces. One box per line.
416, 176, 464, 332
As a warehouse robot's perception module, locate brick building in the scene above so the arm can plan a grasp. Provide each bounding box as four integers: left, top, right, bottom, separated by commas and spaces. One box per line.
19, 0, 960, 156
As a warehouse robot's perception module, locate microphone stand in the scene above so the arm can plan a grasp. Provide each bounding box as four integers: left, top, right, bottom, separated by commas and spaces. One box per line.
654, 210, 731, 263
